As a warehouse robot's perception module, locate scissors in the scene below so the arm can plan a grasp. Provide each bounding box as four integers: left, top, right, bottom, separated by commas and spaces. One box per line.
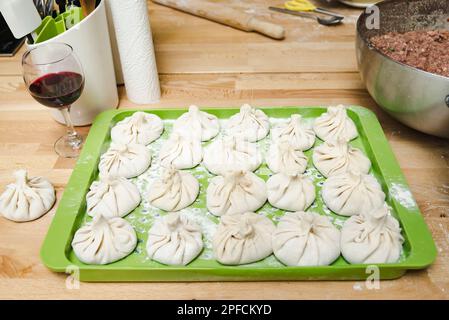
284, 0, 344, 19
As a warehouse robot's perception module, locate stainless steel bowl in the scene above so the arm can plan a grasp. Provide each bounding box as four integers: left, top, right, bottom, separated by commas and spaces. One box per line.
356, 0, 449, 138
339, 0, 382, 8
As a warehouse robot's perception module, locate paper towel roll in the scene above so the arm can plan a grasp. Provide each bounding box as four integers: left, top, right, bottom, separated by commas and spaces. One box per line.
106, 0, 161, 103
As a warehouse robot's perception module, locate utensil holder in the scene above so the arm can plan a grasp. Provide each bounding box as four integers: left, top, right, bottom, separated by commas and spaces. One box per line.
27, 0, 118, 126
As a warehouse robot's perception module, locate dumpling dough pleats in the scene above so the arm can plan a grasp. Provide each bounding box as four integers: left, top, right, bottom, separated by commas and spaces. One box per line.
341, 204, 404, 264
148, 167, 200, 211
313, 105, 358, 142
203, 136, 262, 175
146, 212, 203, 265
271, 114, 315, 151
72, 214, 137, 265
266, 140, 308, 174
313, 138, 371, 177
206, 170, 267, 216
225, 104, 270, 142
0, 170, 55, 222
159, 132, 202, 169
86, 175, 141, 218
273, 211, 341, 266
173, 105, 220, 141
111, 111, 163, 145
213, 212, 275, 265
322, 171, 385, 216
99, 142, 151, 178
267, 172, 315, 212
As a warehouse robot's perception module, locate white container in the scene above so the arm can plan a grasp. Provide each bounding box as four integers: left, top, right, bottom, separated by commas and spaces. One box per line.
0, 0, 41, 39
27, 0, 118, 126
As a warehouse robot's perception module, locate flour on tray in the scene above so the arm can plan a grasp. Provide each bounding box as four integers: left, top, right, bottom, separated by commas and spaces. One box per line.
389, 182, 418, 210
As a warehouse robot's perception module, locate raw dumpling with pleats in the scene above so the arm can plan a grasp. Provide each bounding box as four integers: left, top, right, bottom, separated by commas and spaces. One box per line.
111, 111, 163, 145
72, 214, 137, 265
173, 105, 220, 141
272, 211, 341, 266
341, 204, 404, 264
225, 104, 270, 142
203, 136, 262, 175
206, 170, 267, 216
86, 175, 141, 219
266, 140, 308, 174
271, 114, 315, 150
213, 212, 275, 265
146, 212, 203, 265
322, 171, 385, 216
148, 167, 199, 211
99, 142, 151, 178
313, 105, 358, 142
313, 138, 371, 177
267, 172, 315, 211
0, 170, 55, 222
159, 132, 202, 169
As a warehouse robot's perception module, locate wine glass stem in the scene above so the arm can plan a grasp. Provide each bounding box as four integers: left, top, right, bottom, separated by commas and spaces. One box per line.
60, 106, 82, 149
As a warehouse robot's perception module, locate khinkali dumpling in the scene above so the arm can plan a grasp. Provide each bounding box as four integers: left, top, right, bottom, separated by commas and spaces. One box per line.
173, 105, 220, 141
146, 212, 203, 265
341, 204, 404, 264
111, 111, 163, 145
313, 138, 371, 177
272, 211, 341, 266
267, 172, 315, 211
313, 105, 358, 142
266, 140, 308, 174
213, 212, 275, 265
271, 114, 315, 151
159, 132, 202, 169
86, 175, 141, 218
207, 170, 267, 216
225, 104, 270, 142
0, 170, 55, 222
148, 167, 199, 211
72, 214, 137, 265
203, 136, 262, 175
99, 142, 151, 178
322, 171, 385, 216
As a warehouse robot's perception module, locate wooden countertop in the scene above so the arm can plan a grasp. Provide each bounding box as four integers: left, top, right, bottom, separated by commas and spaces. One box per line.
0, 0, 448, 299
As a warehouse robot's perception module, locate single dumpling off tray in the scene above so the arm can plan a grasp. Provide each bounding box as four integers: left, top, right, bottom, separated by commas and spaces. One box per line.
40, 106, 436, 281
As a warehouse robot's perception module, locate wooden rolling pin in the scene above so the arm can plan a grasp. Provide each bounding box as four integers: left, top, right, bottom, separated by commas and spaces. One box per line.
152, 0, 285, 40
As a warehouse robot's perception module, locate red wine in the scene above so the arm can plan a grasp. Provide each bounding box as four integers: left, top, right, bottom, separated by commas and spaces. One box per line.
28, 71, 84, 108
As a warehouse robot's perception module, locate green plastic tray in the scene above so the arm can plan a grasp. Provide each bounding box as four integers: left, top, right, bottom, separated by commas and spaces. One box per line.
40, 106, 436, 281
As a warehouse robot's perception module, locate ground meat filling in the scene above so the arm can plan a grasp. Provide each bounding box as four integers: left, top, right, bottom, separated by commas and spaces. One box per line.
370, 30, 449, 78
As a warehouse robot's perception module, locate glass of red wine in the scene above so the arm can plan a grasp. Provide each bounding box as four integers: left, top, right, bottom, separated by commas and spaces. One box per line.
22, 43, 85, 158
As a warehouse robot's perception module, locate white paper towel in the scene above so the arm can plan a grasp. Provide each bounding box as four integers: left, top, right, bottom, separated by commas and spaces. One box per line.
105, 0, 161, 103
